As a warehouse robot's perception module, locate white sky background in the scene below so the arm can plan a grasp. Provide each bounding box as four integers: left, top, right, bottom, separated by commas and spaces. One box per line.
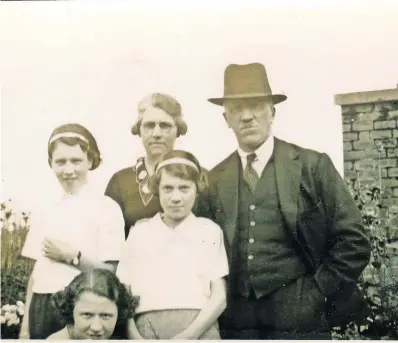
1, 1, 398, 213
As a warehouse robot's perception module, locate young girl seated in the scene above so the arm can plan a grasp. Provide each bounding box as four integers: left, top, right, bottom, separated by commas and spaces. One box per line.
48, 269, 138, 340
116, 150, 229, 340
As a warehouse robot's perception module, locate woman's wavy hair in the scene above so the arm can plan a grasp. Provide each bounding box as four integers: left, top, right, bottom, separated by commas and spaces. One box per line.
47, 123, 102, 170
148, 150, 208, 197
131, 93, 188, 137
51, 269, 139, 326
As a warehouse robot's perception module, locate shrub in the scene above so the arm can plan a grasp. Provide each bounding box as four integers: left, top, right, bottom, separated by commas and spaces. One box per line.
331, 179, 398, 340
1, 200, 33, 339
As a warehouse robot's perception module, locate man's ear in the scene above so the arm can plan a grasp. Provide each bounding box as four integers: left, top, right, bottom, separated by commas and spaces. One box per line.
222, 112, 231, 128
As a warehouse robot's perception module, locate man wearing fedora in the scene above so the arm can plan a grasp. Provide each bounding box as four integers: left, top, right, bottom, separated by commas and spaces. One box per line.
203, 63, 371, 339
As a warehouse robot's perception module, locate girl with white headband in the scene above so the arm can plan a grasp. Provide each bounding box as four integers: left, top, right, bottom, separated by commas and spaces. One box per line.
117, 150, 229, 340
19, 123, 125, 339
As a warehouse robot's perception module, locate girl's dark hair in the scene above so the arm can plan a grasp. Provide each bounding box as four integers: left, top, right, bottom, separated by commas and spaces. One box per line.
148, 150, 208, 197
47, 123, 102, 170
51, 269, 139, 326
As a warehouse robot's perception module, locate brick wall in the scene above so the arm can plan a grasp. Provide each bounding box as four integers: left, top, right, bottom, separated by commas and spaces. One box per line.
336, 91, 398, 208
335, 88, 398, 280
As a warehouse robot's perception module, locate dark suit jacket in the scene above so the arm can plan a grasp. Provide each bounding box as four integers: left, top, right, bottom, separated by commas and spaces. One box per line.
199, 138, 371, 324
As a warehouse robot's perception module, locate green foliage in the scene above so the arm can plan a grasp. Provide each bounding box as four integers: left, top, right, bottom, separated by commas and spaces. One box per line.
1, 200, 33, 339
331, 180, 398, 339
1, 264, 31, 305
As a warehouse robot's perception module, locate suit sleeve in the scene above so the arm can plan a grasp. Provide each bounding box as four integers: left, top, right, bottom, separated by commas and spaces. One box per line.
105, 173, 124, 213
313, 153, 371, 297
193, 168, 217, 221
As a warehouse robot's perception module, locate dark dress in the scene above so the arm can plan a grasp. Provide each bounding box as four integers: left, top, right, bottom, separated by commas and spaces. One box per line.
105, 157, 161, 239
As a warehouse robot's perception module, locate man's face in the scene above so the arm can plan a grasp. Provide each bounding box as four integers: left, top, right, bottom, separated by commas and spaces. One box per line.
139, 106, 178, 159
224, 98, 275, 152
50, 141, 92, 194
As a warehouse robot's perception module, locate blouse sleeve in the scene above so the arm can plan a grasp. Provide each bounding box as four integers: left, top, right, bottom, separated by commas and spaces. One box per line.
21, 211, 44, 261
207, 222, 229, 281
116, 229, 135, 286
95, 197, 126, 262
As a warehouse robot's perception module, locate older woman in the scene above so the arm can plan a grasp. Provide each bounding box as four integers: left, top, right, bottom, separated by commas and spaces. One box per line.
19, 123, 125, 339
117, 150, 228, 340
105, 92, 188, 239
48, 269, 138, 340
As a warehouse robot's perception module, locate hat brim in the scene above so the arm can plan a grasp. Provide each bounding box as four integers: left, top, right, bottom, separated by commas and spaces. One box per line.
208, 94, 287, 106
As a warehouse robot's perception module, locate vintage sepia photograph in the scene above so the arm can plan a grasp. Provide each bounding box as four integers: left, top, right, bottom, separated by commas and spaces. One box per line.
1, 0, 398, 340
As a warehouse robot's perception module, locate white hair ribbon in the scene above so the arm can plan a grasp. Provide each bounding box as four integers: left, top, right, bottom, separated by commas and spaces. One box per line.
49, 132, 89, 145
156, 157, 199, 173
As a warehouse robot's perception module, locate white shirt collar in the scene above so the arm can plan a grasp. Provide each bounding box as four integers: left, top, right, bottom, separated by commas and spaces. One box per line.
57, 181, 94, 201
237, 135, 274, 166
155, 212, 197, 232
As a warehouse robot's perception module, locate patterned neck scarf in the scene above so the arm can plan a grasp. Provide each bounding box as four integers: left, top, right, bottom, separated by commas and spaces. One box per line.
133, 157, 153, 206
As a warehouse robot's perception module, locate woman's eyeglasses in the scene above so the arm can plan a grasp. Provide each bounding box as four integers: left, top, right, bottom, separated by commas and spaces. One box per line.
141, 121, 175, 134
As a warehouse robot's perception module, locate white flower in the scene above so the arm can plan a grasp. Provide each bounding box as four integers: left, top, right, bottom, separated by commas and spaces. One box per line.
2, 304, 11, 312
16, 301, 25, 309
19, 218, 27, 229
7, 222, 15, 232
9, 305, 17, 312
17, 308, 24, 316
4, 312, 12, 321
9, 313, 18, 321
0, 315, 6, 324
6, 318, 19, 327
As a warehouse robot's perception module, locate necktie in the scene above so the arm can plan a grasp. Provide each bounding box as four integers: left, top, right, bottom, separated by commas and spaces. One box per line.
244, 153, 259, 192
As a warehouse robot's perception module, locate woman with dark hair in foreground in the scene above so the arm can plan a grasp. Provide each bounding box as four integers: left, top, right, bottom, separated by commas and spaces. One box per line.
48, 269, 138, 340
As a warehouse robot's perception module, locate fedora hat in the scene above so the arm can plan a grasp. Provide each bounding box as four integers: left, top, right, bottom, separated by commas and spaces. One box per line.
208, 63, 287, 106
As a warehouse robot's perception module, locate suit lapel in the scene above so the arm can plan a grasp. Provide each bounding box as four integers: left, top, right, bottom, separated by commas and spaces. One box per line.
274, 138, 302, 239
217, 152, 240, 247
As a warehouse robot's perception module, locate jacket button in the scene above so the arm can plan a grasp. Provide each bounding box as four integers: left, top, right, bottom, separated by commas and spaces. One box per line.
249, 238, 254, 244
250, 221, 255, 227
250, 204, 255, 210
248, 255, 254, 260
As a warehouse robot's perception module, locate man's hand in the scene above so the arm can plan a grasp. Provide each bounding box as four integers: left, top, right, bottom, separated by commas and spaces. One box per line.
42, 238, 78, 264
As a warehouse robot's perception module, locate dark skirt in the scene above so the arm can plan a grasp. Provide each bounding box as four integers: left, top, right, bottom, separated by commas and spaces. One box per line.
29, 293, 66, 339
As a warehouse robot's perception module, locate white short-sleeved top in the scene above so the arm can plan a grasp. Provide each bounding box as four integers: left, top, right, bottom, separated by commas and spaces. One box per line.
116, 213, 229, 314
21, 184, 125, 294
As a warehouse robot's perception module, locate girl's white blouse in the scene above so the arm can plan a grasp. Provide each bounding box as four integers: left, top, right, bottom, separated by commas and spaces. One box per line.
117, 213, 229, 314
21, 185, 125, 294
